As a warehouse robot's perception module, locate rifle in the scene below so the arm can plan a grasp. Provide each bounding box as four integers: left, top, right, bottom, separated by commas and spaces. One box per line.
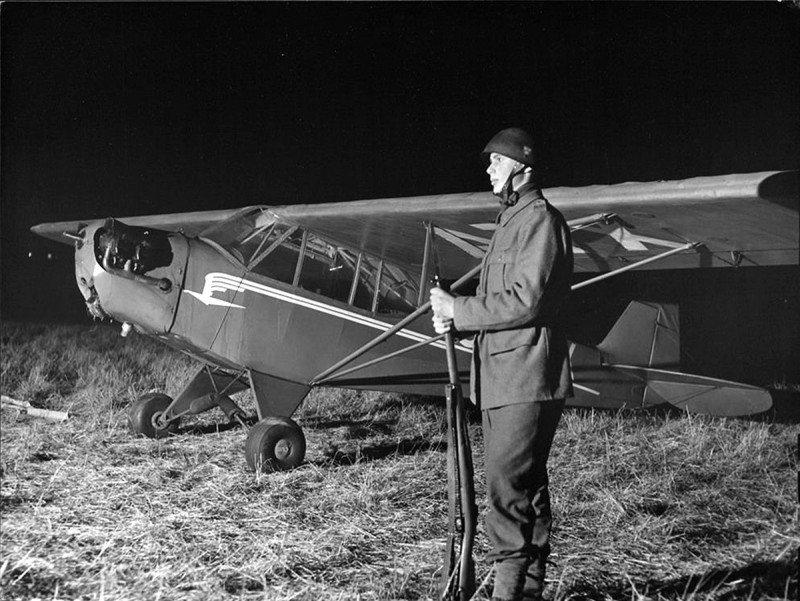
436, 278, 477, 601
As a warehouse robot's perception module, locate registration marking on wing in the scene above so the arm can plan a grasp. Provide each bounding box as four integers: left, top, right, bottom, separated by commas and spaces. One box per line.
184, 272, 470, 353
603, 226, 686, 252
464, 222, 686, 254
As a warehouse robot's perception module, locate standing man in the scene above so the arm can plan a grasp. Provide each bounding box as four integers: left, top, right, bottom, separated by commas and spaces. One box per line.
430, 128, 573, 601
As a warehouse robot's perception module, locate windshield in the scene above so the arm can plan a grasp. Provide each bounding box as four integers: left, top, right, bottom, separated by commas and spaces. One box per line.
200, 207, 280, 264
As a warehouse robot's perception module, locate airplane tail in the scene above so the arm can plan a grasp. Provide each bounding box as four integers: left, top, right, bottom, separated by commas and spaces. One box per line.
594, 301, 772, 416
596, 301, 680, 370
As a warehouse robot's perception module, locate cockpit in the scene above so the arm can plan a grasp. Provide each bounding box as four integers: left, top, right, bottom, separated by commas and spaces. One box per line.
199, 207, 419, 315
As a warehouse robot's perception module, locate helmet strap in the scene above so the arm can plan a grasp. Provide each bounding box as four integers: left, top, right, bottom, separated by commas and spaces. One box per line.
497, 165, 526, 206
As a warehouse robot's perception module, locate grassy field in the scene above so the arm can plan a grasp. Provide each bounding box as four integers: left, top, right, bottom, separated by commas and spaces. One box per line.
1, 321, 797, 600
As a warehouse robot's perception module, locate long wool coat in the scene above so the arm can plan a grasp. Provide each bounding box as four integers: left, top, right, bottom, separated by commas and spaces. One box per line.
453, 185, 574, 409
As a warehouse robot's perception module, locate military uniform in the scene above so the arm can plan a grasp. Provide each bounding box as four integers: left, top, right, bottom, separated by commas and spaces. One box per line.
452, 183, 573, 600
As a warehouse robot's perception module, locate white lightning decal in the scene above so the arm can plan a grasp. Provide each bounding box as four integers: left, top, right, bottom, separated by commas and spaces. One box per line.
184, 273, 246, 308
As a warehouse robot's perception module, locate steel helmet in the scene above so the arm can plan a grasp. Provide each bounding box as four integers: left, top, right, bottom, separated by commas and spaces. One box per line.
481, 127, 536, 167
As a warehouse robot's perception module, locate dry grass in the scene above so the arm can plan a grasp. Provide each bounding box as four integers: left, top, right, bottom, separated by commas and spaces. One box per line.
1, 322, 797, 600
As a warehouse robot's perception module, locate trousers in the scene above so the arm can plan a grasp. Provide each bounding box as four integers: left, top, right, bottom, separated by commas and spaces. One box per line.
482, 399, 565, 599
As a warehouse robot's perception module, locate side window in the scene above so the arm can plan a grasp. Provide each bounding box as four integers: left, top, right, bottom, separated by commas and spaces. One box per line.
201, 210, 419, 316
296, 241, 343, 300
355, 254, 418, 315
247, 225, 303, 284
296, 238, 361, 305
374, 262, 418, 315
295, 234, 417, 314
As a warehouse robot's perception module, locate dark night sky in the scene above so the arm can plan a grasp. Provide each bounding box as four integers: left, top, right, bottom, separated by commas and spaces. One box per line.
1, 2, 799, 382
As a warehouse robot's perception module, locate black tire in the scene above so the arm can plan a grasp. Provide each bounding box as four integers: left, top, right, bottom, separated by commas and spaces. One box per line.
245, 417, 306, 473
128, 392, 179, 439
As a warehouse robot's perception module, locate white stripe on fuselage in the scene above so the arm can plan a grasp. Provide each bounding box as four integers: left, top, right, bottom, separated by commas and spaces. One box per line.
184, 272, 470, 353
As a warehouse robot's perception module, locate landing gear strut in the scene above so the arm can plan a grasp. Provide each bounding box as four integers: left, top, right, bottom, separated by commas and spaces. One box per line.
126, 367, 311, 472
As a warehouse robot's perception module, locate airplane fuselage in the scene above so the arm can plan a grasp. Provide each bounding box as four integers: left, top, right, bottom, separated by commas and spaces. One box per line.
76, 219, 470, 398
73, 213, 773, 422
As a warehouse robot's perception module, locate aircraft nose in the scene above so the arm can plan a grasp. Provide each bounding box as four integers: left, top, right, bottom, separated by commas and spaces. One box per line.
74, 244, 109, 319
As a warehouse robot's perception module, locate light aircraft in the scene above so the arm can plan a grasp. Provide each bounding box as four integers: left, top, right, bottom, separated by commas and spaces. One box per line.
31, 170, 798, 472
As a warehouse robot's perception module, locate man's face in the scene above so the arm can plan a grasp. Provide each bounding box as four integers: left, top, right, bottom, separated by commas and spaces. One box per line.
486, 152, 519, 194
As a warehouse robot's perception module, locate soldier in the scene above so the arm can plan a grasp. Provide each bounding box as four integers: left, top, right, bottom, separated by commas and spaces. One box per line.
430, 128, 573, 601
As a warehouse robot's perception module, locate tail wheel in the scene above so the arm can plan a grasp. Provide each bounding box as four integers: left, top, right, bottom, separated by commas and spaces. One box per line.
128, 392, 179, 438
245, 417, 306, 473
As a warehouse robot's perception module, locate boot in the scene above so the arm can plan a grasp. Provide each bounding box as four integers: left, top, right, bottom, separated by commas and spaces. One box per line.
522, 555, 546, 601
491, 559, 526, 601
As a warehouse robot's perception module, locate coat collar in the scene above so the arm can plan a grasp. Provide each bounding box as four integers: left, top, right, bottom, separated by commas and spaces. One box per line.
497, 184, 546, 227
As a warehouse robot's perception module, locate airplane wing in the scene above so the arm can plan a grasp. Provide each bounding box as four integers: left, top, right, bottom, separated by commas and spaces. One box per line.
270, 170, 798, 278
32, 171, 797, 279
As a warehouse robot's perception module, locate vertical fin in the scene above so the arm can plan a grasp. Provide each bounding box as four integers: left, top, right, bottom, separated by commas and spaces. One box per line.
596, 301, 679, 369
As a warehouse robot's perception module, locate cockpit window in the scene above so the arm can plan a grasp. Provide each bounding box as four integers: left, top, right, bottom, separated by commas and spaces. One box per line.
201, 208, 418, 315
292, 235, 418, 314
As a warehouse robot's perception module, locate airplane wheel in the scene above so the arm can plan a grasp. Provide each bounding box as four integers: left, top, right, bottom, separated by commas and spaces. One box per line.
128, 392, 179, 439
245, 417, 306, 473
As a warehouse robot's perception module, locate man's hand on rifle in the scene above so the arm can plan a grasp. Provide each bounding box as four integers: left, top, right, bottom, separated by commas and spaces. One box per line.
430, 287, 455, 334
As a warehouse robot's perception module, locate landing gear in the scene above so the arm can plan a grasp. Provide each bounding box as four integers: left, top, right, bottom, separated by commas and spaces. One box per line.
128, 392, 180, 438
245, 417, 306, 473
126, 367, 311, 472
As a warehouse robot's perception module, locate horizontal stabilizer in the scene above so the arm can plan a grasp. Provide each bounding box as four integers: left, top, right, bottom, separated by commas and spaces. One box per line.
614, 366, 772, 417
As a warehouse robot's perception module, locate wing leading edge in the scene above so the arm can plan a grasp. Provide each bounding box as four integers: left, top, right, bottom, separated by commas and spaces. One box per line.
32, 171, 797, 278
31, 208, 242, 245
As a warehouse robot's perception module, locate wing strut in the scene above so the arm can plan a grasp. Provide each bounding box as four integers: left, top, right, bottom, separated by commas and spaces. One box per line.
572, 241, 700, 290
314, 333, 448, 385
418, 222, 434, 306
309, 263, 482, 385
